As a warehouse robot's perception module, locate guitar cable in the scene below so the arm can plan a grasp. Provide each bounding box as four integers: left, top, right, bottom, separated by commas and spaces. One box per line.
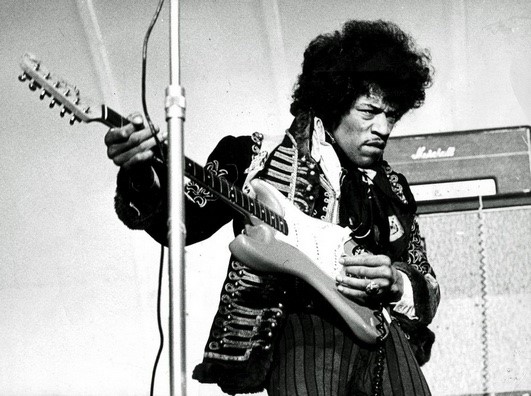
139, 0, 167, 395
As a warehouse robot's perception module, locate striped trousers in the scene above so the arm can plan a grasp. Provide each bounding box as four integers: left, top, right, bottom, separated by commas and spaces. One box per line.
266, 312, 431, 396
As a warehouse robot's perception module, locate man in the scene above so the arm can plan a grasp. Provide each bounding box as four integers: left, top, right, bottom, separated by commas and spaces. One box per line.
106, 19, 440, 395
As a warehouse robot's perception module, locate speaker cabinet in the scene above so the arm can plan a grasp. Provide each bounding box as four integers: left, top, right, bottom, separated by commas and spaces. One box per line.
385, 126, 531, 213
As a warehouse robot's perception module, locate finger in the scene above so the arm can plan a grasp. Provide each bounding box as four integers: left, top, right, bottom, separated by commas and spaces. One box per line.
335, 274, 367, 291
111, 135, 160, 167
107, 129, 164, 159
344, 264, 395, 280
242, 223, 273, 243
104, 113, 146, 146
336, 283, 367, 302
128, 112, 145, 131
104, 124, 136, 145
339, 254, 391, 268
337, 272, 392, 289
122, 150, 155, 170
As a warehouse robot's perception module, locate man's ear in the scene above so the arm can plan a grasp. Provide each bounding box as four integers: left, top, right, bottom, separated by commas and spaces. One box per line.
314, 116, 325, 136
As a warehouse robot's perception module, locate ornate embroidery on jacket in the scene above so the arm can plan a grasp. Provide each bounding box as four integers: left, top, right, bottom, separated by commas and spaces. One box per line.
406, 218, 435, 277
382, 163, 408, 205
185, 160, 228, 207
258, 137, 322, 216
406, 219, 440, 318
204, 259, 285, 361
317, 174, 337, 223
245, 132, 266, 176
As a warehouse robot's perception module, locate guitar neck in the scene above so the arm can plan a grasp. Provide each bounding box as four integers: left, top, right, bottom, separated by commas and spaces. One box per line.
100, 105, 288, 235
99, 105, 130, 128
184, 158, 288, 235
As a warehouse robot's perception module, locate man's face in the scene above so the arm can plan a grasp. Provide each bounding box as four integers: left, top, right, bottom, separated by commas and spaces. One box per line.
332, 93, 398, 168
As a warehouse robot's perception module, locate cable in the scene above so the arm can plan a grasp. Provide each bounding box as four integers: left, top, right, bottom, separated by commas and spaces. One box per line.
150, 244, 166, 396
142, 0, 167, 164
139, 0, 167, 395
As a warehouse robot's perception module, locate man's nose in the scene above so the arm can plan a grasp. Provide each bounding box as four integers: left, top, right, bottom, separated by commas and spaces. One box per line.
371, 113, 391, 137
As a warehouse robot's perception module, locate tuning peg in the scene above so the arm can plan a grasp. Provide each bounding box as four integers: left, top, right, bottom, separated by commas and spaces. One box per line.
39, 90, 47, 100
49, 98, 57, 108
28, 81, 37, 91
69, 115, 79, 125
60, 107, 67, 117
18, 73, 28, 82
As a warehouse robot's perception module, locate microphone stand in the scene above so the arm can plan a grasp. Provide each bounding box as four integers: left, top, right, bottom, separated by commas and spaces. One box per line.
166, 0, 187, 394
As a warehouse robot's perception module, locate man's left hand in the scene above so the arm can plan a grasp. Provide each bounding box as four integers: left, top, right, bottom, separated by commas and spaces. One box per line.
335, 254, 404, 305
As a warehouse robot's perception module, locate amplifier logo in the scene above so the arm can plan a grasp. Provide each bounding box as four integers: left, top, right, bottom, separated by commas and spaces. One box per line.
411, 146, 456, 160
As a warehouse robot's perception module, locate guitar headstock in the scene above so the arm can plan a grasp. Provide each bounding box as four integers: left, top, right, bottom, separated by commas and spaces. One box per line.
18, 53, 107, 125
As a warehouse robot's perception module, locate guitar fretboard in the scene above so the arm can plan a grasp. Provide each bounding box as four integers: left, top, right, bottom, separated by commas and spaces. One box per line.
184, 158, 288, 235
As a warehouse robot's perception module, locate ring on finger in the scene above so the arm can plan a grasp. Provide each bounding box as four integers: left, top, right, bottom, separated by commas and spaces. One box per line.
365, 280, 380, 296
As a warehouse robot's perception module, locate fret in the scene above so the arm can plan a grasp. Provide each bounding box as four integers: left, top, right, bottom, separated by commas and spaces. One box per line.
223, 180, 231, 200
229, 186, 237, 205
208, 171, 219, 191
280, 219, 288, 234
263, 206, 272, 226
185, 159, 194, 178
194, 162, 202, 180
198, 166, 206, 185
236, 189, 245, 209
268, 211, 276, 229
270, 212, 278, 230
249, 198, 257, 217
241, 193, 251, 213
214, 176, 223, 197
256, 201, 265, 223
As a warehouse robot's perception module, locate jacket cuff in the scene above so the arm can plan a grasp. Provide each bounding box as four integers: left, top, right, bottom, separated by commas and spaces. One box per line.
114, 164, 165, 230
391, 270, 417, 320
393, 261, 438, 326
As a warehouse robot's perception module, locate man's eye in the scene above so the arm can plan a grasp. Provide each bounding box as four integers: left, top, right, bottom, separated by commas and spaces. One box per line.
359, 109, 376, 116
386, 113, 399, 123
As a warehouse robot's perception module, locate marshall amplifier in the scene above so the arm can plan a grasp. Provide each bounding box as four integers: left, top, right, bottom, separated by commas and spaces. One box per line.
384, 125, 531, 214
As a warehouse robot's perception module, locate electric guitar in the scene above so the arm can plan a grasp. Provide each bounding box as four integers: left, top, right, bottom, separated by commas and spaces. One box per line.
19, 53, 389, 344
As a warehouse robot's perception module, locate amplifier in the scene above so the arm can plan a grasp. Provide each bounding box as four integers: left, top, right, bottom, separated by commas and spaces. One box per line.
384, 125, 531, 214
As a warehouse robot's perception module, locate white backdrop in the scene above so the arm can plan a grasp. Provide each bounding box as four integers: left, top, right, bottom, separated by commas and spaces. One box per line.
1, 0, 530, 395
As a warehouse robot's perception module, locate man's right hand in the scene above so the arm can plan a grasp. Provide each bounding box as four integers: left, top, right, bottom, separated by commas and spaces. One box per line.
104, 112, 166, 170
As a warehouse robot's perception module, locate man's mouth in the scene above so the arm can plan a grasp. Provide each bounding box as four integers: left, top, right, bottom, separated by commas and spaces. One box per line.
364, 140, 386, 150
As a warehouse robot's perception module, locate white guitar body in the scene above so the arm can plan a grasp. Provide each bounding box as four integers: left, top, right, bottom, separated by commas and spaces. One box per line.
229, 179, 388, 344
